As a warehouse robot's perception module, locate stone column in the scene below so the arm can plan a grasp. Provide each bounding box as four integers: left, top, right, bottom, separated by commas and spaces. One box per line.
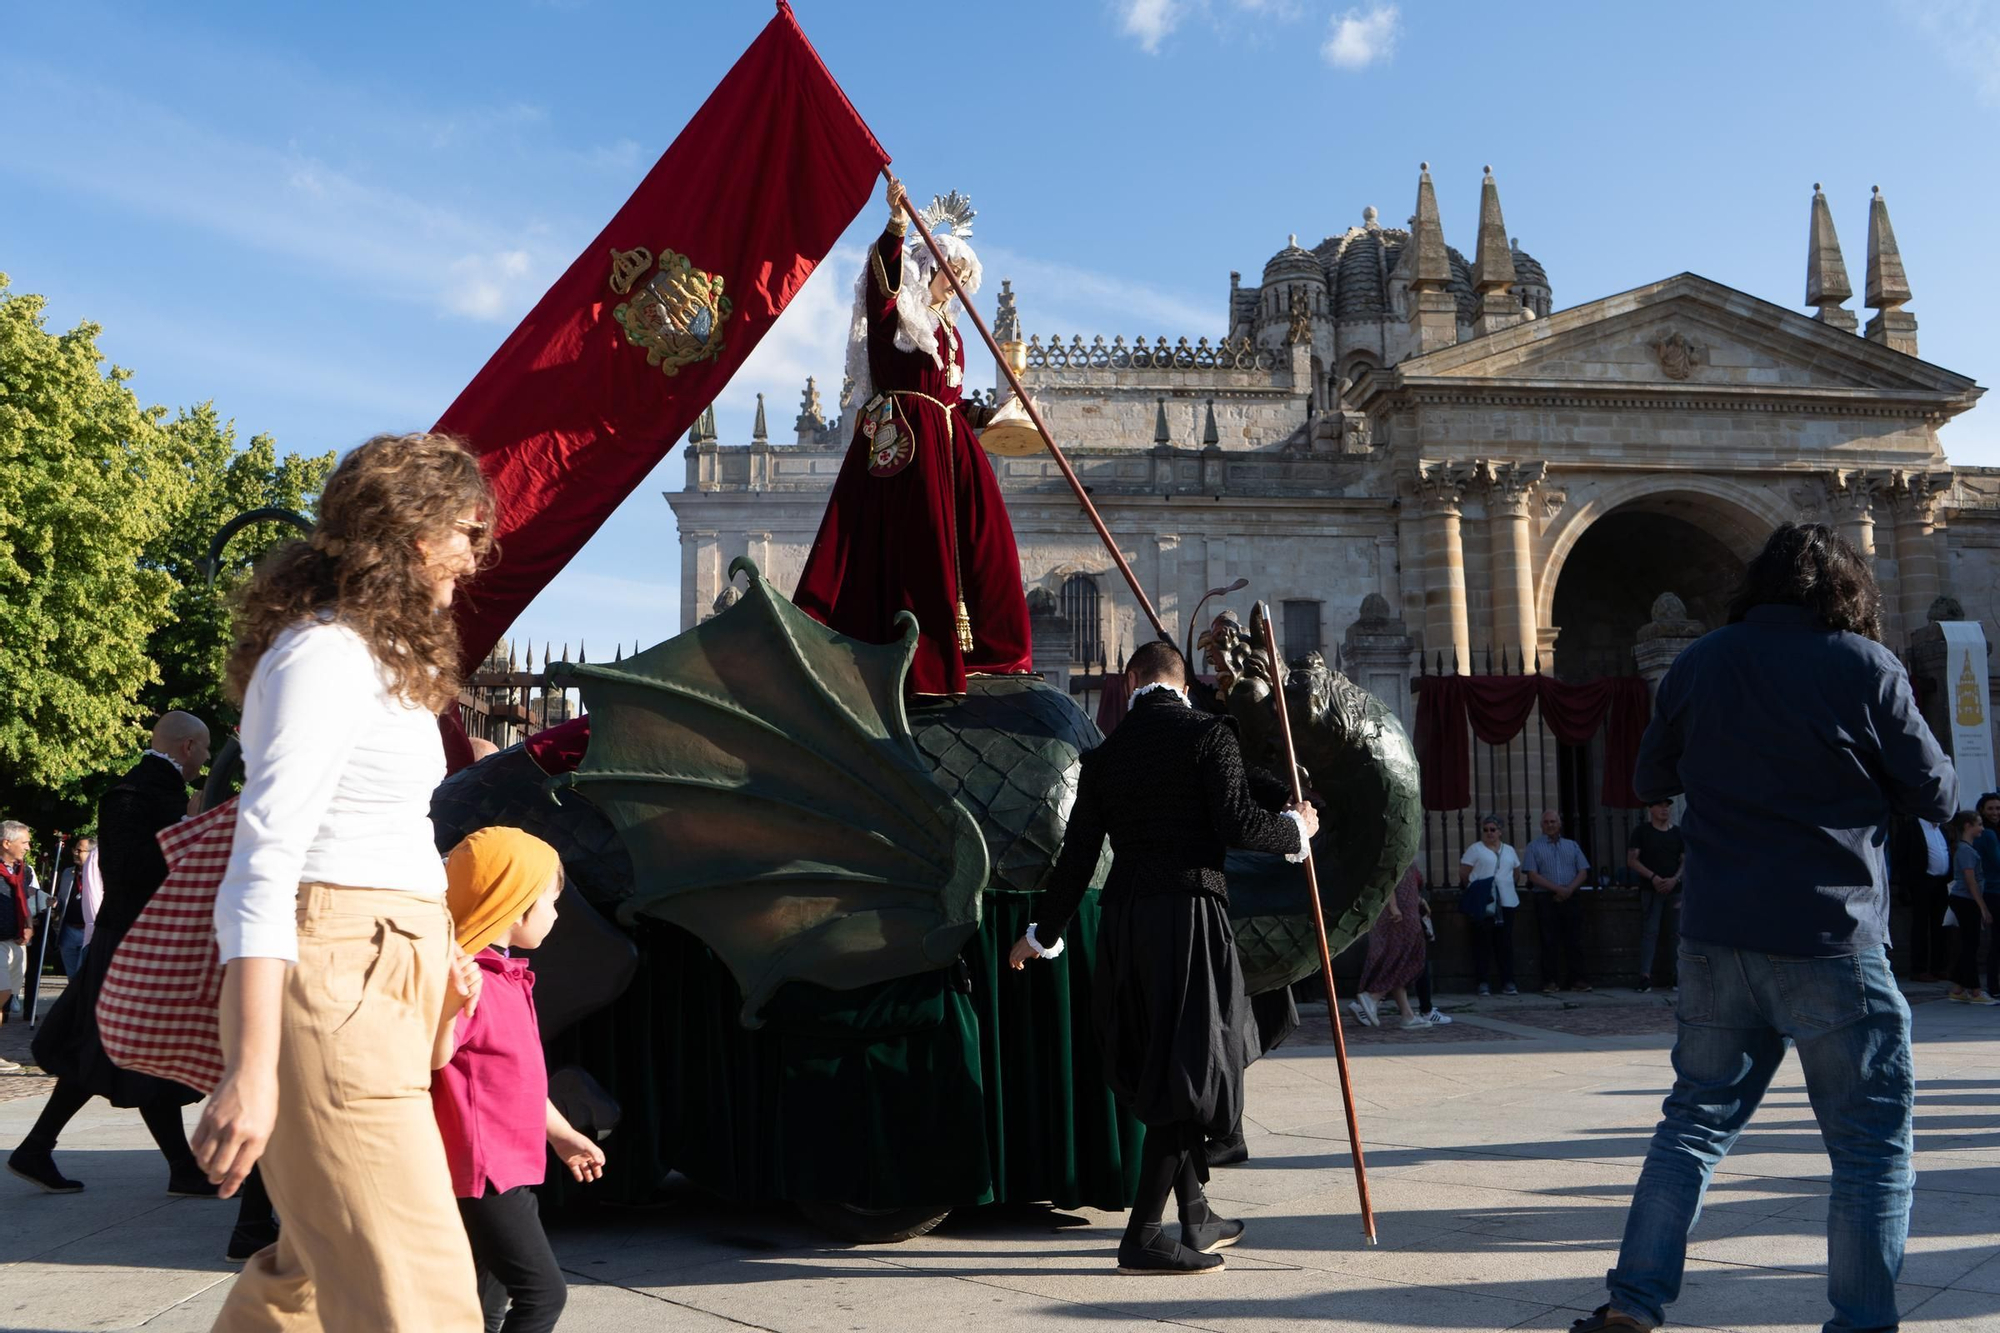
1825, 470, 1882, 559
1415, 460, 1474, 672
1343, 593, 1418, 735
1632, 593, 1706, 697
1906, 595, 1961, 757
1154, 533, 1181, 646
1890, 471, 1951, 642
1481, 460, 1546, 664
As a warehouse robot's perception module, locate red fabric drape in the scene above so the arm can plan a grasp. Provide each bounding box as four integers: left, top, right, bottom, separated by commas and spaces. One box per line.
439, 3, 891, 672
1094, 675, 1129, 735
1413, 675, 1651, 811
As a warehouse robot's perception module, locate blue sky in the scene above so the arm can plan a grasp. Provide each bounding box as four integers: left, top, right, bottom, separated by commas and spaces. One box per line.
6, 0, 1998, 659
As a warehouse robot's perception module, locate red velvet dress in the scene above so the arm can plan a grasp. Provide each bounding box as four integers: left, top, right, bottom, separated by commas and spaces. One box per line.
792, 229, 1034, 696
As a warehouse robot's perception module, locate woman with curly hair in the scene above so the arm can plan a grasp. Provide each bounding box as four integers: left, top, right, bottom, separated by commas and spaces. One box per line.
196, 432, 495, 1331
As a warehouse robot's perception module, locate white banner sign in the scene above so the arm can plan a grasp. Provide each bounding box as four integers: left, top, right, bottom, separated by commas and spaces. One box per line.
1940, 621, 1996, 799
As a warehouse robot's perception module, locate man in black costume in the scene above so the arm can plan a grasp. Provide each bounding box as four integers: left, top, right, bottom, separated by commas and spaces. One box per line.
9, 712, 217, 1196
1010, 641, 1318, 1275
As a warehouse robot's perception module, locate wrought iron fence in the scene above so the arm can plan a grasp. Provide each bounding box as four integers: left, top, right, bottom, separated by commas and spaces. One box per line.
1411, 646, 1645, 895
1024, 334, 1285, 373
455, 639, 644, 751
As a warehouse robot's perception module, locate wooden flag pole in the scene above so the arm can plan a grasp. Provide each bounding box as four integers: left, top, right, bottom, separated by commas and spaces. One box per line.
1254, 600, 1378, 1245
889, 171, 1172, 646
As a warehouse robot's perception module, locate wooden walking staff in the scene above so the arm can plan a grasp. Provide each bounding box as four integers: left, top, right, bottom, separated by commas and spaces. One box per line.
889, 170, 1173, 647
1254, 600, 1379, 1245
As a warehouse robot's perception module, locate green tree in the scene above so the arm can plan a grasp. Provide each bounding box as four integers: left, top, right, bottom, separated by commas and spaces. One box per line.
141, 406, 334, 728
0, 275, 183, 797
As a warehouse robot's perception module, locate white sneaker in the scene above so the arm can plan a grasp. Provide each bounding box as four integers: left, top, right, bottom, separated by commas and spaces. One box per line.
1346, 997, 1379, 1027
1400, 1015, 1432, 1030
1424, 1008, 1452, 1025
0, 1056, 21, 1073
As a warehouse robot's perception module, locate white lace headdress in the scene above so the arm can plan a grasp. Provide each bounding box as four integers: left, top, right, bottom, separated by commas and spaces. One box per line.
843, 192, 983, 411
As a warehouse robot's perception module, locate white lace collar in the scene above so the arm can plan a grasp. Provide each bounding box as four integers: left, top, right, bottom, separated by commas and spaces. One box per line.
1130, 681, 1189, 706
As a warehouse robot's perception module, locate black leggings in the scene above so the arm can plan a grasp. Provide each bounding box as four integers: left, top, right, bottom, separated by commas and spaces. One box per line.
458, 1185, 566, 1333
19, 1078, 197, 1176
1126, 1122, 1209, 1242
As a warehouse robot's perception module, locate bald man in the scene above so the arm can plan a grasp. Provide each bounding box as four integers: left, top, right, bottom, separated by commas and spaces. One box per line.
11, 714, 216, 1197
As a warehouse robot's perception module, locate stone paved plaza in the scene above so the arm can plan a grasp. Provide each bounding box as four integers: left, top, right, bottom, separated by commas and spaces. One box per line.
4, 984, 1999, 1332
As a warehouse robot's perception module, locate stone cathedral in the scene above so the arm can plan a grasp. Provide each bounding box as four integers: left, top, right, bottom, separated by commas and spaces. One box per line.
668, 165, 1992, 766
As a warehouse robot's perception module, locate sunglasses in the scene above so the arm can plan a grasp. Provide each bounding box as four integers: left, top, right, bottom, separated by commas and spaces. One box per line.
454, 518, 491, 541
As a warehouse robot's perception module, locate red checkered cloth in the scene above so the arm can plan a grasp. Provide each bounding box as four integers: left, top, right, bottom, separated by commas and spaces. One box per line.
96, 797, 238, 1094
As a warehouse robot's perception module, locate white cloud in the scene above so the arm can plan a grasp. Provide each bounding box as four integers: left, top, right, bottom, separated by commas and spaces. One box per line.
980, 247, 1216, 338
444, 250, 535, 321
1895, 0, 2000, 107
1117, 0, 1187, 53
1322, 4, 1400, 69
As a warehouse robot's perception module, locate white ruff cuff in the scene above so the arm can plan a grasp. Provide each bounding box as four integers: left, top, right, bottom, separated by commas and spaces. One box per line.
1281, 809, 1310, 864
1025, 923, 1065, 959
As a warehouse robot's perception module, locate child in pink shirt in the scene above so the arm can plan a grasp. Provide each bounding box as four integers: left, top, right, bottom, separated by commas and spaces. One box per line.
434, 827, 606, 1333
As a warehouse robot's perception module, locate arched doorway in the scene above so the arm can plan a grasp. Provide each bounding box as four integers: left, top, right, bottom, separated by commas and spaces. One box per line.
1549, 505, 1747, 681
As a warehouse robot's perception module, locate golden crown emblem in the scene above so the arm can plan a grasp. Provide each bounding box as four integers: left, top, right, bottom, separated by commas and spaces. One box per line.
607, 246, 655, 296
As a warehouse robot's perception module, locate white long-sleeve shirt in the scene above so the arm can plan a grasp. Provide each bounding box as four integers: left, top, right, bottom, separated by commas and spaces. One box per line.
215, 620, 447, 963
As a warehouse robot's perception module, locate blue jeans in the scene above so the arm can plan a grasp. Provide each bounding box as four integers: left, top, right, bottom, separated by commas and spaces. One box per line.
59, 925, 87, 978
1606, 940, 1913, 1333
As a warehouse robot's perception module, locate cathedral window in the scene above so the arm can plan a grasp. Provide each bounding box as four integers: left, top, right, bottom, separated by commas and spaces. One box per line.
1063, 573, 1103, 664
1283, 600, 1322, 663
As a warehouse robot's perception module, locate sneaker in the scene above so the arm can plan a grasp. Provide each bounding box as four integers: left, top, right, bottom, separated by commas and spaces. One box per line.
0, 1056, 20, 1072
1423, 1008, 1453, 1025
8, 1150, 83, 1194
1635, 978, 1653, 994
226, 1221, 279, 1263
1400, 1015, 1432, 1030
1476, 983, 1491, 997
1949, 988, 1973, 1004
1572, 982, 1594, 993
1346, 999, 1376, 1027
1571, 1306, 1654, 1331
1541, 981, 1559, 995
1503, 983, 1519, 996
1971, 991, 2000, 1007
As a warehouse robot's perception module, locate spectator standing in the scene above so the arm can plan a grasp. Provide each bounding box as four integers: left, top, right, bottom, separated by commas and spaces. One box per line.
0, 821, 37, 1032
1976, 794, 2000, 996
1890, 816, 1952, 982
1350, 864, 1431, 1029
1575, 523, 1954, 1333
1522, 809, 1593, 993
1459, 816, 1521, 996
1627, 802, 1685, 993
10, 716, 216, 1194
52, 837, 94, 978
1946, 811, 1998, 1005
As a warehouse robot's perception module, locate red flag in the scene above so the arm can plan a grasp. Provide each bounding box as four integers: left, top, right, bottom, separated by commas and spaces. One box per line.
438, 2, 889, 670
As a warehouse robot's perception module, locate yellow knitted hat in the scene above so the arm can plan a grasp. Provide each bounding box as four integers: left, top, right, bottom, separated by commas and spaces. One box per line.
445, 826, 562, 954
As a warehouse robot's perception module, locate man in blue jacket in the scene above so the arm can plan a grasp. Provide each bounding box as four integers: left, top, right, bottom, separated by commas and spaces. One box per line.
1575, 524, 1956, 1333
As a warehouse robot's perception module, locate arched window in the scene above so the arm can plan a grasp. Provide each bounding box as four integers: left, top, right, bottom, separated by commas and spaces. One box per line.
1062, 573, 1102, 664
1282, 599, 1322, 663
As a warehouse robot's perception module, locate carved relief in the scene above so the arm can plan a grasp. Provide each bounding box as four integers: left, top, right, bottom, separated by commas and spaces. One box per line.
1649, 329, 1703, 380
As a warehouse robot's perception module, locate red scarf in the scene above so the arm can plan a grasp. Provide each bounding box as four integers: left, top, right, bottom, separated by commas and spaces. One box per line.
0, 858, 28, 940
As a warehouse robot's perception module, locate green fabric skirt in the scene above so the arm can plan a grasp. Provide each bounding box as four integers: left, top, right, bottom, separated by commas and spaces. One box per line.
545, 890, 1142, 1212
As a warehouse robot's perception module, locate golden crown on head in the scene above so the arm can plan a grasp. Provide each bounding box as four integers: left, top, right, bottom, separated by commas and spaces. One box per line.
919, 191, 976, 240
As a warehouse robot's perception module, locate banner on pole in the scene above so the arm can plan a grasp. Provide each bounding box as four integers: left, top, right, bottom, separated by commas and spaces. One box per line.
438, 1, 890, 671
1941, 620, 1996, 799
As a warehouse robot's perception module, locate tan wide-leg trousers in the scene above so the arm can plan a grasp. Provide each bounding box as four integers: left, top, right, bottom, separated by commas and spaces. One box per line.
213, 886, 482, 1332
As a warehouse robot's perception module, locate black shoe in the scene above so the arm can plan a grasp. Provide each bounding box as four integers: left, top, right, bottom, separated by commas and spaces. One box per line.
168, 1173, 222, 1199
1117, 1225, 1224, 1275
226, 1221, 279, 1263
1571, 1306, 1652, 1331
8, 1150, 83, 1194
1204, 1131, 1249, 1169
1635, 978, 1652, 993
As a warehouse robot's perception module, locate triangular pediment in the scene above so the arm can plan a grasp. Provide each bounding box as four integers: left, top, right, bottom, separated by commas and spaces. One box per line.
1380, 272, 1979, 404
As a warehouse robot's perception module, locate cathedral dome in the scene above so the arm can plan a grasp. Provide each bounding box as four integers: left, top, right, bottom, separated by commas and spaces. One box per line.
1261, 235, 1324, 286
1511, 245, 1548, 289
1306, 214, 1548, 324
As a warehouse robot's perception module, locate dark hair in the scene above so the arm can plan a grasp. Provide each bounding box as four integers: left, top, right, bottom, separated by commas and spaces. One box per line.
1979, 792, 2000, 811
1126, 639, 1187, 687
1725, 522, 1883, 642
1947, 811, 1983, 843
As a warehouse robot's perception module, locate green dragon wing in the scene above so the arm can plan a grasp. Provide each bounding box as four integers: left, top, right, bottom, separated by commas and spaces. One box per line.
547, 559, 988, 1027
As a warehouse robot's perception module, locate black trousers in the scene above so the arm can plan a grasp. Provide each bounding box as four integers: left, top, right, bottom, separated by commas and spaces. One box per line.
1948, 896, 1986, 993
459, 1184, 566, 1333
1905, 874, 1952, 977
1465, 908, 1515, 988
1532, 891, 1589, 988
18, 1077, 198, 1178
